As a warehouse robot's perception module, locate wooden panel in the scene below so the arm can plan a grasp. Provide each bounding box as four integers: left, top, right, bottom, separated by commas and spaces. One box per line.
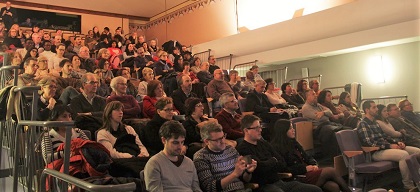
295, 121, 313, 151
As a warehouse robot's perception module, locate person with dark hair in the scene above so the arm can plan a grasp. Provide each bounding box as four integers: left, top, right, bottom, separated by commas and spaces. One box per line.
249, 65, 263, 81
193, 121, 257, 192
144, 120, 202, 192
17, 57, 38, 87
190, 57, 201, 74
73, 36, 83, 53
95, 34, 109, 51
243, 71, 255, 92
143, 80, 165, 118
97, 101, 148, 159
16, 39, 34, 62
296, 79, 308, 100
317, 90, 344, 123
1, 2, 17, 31
178, 61, 199, 83
265, 78, 288, 108
236, 115, 322, 192
70, 55, 86, 78
208, 55, 219, 75
3, 27, 23, 49
270, 119, 351, 192
123, 43, 136, 60
49, 43, 66, 73
41, 105, 89, 164
280, 82, 305, 108
21, 47, 39, 68
337, 92, 362, 120
107, 40, 122, 56
357, 100, 420, 190
143, 97, 178, 155
92, 26, 101, 41
172, 75, 197, 115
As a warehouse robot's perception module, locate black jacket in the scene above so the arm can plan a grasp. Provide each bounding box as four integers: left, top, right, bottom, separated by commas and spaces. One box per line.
245, 90, 274, 115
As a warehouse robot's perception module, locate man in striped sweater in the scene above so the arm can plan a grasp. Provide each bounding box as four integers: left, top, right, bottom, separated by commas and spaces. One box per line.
193, 121, 257, 192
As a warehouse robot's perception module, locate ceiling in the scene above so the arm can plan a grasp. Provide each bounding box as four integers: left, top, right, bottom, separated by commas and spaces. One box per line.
14, 0, 196, 20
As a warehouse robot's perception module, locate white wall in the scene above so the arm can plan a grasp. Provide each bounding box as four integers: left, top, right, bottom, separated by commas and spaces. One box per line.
263, 42, 420, 110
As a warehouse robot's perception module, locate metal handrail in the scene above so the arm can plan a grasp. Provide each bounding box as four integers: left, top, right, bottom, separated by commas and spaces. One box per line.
287, 75, 322, 83
232, 60, 258, 70
40, 169, 136, 192
192, 48, 211, 56
0, 65, 20, 87
358, 95, 408, 108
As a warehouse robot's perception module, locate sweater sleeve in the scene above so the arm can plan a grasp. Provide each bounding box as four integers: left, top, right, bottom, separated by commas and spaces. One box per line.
193, 157, 219, 192
142, 96, 156, 118
144, 157, 164, 192
377, 120, 403, 138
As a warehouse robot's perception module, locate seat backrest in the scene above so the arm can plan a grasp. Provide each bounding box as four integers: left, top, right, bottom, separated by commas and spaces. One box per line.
294, 121, 313, 151
335, 129, 366, 165
405, 154, 420, 189
290, 117, 309, 124
238, 98, 247, 113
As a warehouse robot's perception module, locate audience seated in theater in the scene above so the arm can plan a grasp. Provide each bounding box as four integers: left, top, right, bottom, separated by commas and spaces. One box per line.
270, 119, 351, 192
245, 80, 289, 139
143, 80, 175, 118
376, 104, 420, 148
34, 56, 53, 80
297, 79, 309, 100
144, 120, 202, 192
178, 61, 199, 83
301, 89, 349, 159
127, 32, 137, 44
143, 97, 179, 155
149, 39, 158, 53
78, 46, 96, 73
168, 46, 181, 66
227, 70, 246, 99
37, 77, 63, 121
93, 59, 112, 98
3, 27, 23, 49
134, 35, 145, 50
207, 69, 233, 106
197, 61, 213, 84
70, 55, 86, 79
337, 92, 362, 128
41, 105, 89, 164
116, 68, 138, 98
281, 82, 305, 108
183, 51, 193, 65
318, 90, 345, 123
102, 27, 112, 41
243, 71, 255, 92
97, 101, 149, 158
39, 41, 55, 62
95, 34, 109, 51
84, 30, 97, 51
113, 27, 125, 47
172, 75, 197, 115
173, 55, 184, 73
190, 57, 201, 75
357, 100, 420, 190
107, 76, 141, 119
63, 41, 77, 60
264, 78, 289, 108
141, 42, 152, 56
97, 101, 149, 178
21, 47, 38, 68
70, 73, 105, 118
236, 114, 323, 192
214, 92, 244, 140
50, 35, 61, 54
17, 57, 38, 87
249, 65, 263, 81
133, 47, 154, 79
107, 40, 122, 56
182, 97, 217, 158
399, 99, 420, 128
42, 32, 51, 44
122, 43, 136, 60
92, 26, 100, 41
153, 51, 174, 80
72, 36, 82, 57
208, 55, 219, 75
16, 39, 34, 64
387, 103, 420, 148
309, 80, 320, 96
48, 43, 65, 73
31, 32, 43, 50
193, 120, 257, 192
138, 67, 162, 101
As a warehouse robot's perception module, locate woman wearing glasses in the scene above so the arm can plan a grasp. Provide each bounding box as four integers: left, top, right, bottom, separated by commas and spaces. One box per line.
144, 97, 178, 155
270, 119, 351, 192
37, 76, 62, 121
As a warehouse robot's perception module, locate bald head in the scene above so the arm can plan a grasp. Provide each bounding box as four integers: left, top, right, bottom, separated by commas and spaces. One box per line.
213, 69, 224, 80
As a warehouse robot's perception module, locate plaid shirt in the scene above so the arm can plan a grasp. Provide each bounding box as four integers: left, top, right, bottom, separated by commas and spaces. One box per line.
357, 117, 399, 150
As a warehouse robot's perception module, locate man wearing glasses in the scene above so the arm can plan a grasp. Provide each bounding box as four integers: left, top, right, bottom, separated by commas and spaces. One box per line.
399, 99, 420, 128
194, 121, 257, 192
145, 120, 202, 192
17, 58, 39, 87
215, 92, 244, 140
70, 73, 105, 118
236, 115, 322, 192
387, 103, 420, 148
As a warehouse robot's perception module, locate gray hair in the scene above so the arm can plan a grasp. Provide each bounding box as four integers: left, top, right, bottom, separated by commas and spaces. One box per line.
37, 76, 57, 95
110, 76, 127, 91
255, 79, 266, 87
200, 121, 223, 140
219, 92, 235, 108
81, 73, 97, 84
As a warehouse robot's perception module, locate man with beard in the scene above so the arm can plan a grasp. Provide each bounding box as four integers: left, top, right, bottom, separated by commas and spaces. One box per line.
144, 120, 202, 192
172, 75, 197, 115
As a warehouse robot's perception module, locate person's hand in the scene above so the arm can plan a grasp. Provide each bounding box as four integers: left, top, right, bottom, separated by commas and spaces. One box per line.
232, 156, 247, 177
192, 79, 200, 84
306, 165, 318, 172
146, 61, 153, 66
400, 129, 407, 135
390, 144, 400, 149
315, 111, 324, 119
77, 112, 92, 116
270, 107, 277, 112
47, 98, 56, 109
397, 142, 406, 149
291, 88, 297, 95
246, 159, 257, 173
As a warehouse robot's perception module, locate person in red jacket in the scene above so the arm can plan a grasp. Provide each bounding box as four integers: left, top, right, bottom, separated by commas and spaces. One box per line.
214, 92, 244, 140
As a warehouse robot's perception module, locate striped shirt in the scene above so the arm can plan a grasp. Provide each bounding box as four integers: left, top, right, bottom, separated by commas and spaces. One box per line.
193, 145, 245, 192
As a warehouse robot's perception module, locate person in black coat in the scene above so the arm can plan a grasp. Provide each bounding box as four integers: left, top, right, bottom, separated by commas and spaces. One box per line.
172, 75, 197, 115
245, 80, 288, 140
37, 77, 63, 121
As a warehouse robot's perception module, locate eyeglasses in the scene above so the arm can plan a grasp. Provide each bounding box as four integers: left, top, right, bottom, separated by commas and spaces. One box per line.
117, 83, 127, 86
195, 103, 204, 108
39, 60, 48, 62
29, 64, 39, 68
404, 103, 413, 107
85, 81, 99, 85
44, 85, 57, 89
207, 133, 227, 142
246, 126, 263, 130
162, 108, 174, 112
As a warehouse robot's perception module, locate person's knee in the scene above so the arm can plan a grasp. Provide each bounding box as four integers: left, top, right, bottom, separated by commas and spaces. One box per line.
323, 181, 339, 192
